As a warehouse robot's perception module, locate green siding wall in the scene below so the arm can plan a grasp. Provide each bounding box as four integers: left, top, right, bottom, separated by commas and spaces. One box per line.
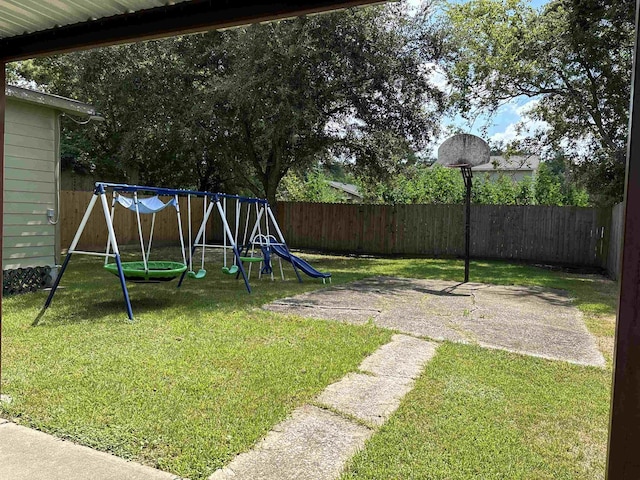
3, 100, 57, 270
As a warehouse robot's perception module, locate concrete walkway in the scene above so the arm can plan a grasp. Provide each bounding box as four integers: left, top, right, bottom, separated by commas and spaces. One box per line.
0, 417, 180, 480
210, 334, 438, 480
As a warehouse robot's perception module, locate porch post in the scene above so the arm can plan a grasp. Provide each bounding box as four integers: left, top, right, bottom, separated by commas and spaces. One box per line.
0, 62, 6, 397
606, 2, 640, 478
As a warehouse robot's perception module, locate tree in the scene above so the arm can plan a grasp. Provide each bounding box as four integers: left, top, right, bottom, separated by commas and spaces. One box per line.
279, 169, 344, 202
15, 38, 243, 192
441, 0, 634, 205
6, 63, 21, 85
354, 164, 464, 204
533, 160, 589, 206
533, 163, 566, 205
356, 162, 586, 206
15, 4, 445, 204
472, 174, 535, 205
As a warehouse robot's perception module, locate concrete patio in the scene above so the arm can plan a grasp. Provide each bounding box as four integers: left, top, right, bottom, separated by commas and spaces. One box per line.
264, 276, 605, 367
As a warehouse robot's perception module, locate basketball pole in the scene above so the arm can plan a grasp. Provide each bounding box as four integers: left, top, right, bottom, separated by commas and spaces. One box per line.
436, 133, 489, 283
461, 166, 472, 283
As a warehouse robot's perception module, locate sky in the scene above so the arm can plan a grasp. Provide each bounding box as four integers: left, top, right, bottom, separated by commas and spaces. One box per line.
414, 0, 550, 155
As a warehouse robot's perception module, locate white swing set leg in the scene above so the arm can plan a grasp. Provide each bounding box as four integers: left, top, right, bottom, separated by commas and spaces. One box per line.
175, 195, 187, 267
42, 189, 134, 322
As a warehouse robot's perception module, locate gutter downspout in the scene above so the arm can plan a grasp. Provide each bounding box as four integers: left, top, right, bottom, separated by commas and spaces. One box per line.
0, 63, 6, 400
49, 113, 62, 267
49, 113, 104, 268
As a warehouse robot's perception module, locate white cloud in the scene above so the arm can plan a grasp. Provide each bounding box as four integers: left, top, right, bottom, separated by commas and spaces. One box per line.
515, 98, 540, 116
489, 98, 595, 159
490, 99, 549, 145
490, 119, 549, 144
495, 99, 521, 116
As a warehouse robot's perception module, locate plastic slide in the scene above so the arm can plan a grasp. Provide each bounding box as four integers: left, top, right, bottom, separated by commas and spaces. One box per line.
270, 244, 331, 280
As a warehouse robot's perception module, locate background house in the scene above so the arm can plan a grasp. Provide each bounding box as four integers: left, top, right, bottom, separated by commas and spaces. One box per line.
472, 155, 540, 181
327, 181, 363, 203
4, 85, 99, 294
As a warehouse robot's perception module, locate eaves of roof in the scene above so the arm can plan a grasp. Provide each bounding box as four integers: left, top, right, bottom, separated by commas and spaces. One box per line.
6, 85, 98, 117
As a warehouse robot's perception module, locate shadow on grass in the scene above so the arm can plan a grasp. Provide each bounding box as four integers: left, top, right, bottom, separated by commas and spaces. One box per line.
320, 274, 577, 310
24, 248, 617, 332
29, 265, 319, 327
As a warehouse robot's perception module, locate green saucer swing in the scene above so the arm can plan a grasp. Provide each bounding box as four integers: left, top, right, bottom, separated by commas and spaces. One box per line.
104, 261, 187, 283
239, 256, 263, 263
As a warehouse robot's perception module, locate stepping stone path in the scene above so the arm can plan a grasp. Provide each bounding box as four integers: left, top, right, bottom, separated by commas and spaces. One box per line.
209, 334, 438, 480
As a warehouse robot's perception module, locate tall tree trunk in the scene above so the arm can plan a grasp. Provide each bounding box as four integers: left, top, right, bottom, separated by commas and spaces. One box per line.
260, 171, 278, 205
260, 144, 285, 205
265, 181, 278, 207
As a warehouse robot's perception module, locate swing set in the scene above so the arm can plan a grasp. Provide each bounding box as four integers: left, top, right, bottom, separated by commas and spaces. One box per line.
38, 182, 330, 322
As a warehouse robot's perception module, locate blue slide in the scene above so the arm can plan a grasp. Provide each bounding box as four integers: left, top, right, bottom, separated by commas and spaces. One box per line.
270, 244, 331, 280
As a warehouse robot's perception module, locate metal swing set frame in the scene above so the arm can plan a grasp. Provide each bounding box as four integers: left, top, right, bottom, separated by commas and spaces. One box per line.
38, 182, 296, 321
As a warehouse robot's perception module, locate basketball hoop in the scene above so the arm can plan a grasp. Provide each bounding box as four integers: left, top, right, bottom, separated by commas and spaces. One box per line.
436, 134, 490, 283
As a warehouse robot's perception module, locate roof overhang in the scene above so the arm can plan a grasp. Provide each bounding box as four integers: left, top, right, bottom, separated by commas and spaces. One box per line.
6, 85, 98, 117
0, 0, 385, 63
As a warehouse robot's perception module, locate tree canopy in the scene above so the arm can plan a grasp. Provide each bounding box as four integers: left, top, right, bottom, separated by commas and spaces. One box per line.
352, 162, 587, 206
279, 169, 346, 203
441, 0, 634, 205
14, 4, 445, 204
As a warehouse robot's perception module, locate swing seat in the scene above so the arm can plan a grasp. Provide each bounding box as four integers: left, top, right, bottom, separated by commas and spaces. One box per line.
188, 269, 207, 279
239, 256, 263, 263
221, 265, 239, 275
104, 261, 187, 283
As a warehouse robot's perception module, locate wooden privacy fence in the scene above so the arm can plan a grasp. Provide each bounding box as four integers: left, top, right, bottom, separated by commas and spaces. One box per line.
275, 202, 613, 268
60, 192, 616, 271
470, 204, 611, 267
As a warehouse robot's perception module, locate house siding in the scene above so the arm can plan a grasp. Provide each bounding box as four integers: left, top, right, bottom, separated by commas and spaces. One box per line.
3, 100, 57, 270
475, 170, 535, 182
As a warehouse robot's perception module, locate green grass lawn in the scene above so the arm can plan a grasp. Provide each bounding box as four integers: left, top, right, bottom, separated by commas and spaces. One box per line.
1, 247, 616, 479
2, 248, 393, 479
342, 344, 610, 480
334, 256, 615, 480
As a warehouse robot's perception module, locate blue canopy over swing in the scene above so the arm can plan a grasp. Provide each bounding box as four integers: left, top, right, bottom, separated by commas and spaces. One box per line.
103, 192, 187, 283
115, 195, 177, 214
